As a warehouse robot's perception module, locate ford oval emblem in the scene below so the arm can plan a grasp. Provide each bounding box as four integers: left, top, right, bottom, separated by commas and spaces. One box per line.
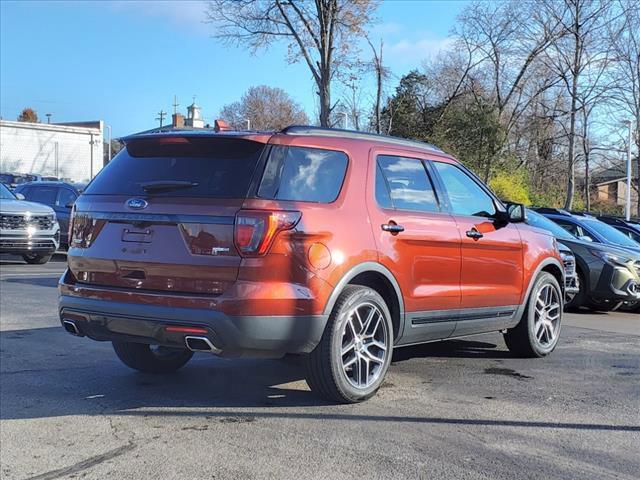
126, 198, 148, 210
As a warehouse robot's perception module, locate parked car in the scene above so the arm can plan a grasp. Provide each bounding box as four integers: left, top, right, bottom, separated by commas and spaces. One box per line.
0, 182, 60, 264
556, 242, 579, 304
15, 181, 80, 248
526, 209, 640, 310
597, 216, 640, 243
534, 208, 640, 254
0, 173, 41, 189
59, 126, 565, 403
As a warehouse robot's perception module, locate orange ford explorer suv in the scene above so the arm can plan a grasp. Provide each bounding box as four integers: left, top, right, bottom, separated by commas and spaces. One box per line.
59, 126, 565, 403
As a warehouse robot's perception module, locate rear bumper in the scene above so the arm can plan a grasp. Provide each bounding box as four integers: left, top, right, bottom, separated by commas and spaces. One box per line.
58, 294, 328, 357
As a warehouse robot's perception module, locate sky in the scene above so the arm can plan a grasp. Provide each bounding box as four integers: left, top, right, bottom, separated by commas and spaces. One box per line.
0, 0, 469, 138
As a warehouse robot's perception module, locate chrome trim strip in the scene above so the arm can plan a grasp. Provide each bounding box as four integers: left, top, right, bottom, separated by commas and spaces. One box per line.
76, 211, 234, 225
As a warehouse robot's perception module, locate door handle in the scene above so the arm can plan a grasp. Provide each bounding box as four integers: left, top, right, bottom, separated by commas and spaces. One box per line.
381, 223, 404, 234
466, 228, 483, 240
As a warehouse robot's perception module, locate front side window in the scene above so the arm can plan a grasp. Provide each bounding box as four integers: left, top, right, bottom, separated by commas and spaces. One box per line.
553, 219, 583, 237
258, 146, 348, 203
376, 155, 439, 212
432, 162, 496, 217
57, 188, 77, 208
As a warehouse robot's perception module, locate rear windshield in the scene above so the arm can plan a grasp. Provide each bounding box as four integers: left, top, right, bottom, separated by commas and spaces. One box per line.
84, 136, 265, 198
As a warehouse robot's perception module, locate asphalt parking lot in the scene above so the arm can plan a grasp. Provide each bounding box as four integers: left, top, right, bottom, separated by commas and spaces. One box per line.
1, 255, 638, 480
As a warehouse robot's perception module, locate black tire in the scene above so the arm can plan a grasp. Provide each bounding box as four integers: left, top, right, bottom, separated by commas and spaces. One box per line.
504, 272, 563, 358
112, 342, 193, 373
22, 253, 52, 264
565, 269, 586, 311
305, 285, 394, 403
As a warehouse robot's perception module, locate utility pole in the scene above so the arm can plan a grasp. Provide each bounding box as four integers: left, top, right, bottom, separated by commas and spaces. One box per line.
156, 110, 167, 127
46, 113, 52, 124
625, 119, 633, 221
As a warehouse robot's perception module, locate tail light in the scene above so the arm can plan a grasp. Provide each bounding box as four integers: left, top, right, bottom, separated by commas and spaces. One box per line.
234, 210, 301, 256
68, 204, 76, 244
69, 212, 106, 248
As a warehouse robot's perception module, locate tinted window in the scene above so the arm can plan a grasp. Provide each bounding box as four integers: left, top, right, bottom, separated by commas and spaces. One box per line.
553, 219, 583, 237
621, 227, 640, 243
27, 186, 57, 205
57, 188, 77, 208
433, 162, 496, 217
526, 210, 577, 241
84, 137, 265, 198
258, 146, 348, 203
375, 163, 393, 209
582, 218, 640, 247
376, 155, 439, 212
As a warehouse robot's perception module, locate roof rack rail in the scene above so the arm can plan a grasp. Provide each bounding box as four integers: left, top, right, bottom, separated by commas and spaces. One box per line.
569, 210, 594, 217
281, 125, 442, 153
532, 207, 572, 216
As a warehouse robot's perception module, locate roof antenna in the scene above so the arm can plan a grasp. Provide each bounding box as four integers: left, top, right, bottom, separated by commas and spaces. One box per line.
172, 95, 179, 114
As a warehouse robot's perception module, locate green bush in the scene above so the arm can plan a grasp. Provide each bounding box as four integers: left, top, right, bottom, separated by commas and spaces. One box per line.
489, 170, 531, 205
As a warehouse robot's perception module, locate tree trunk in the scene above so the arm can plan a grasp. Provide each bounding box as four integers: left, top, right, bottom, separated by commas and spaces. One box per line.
375, 41, 383, 134
564, 11, 582, 211
636, 121, 640, 218
584, 150, 590, 211
318, 72, 331, 127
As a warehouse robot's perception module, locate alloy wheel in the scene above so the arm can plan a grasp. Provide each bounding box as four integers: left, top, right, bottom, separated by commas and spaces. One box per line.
534, 284, 561, 347
340, 302, 389, 389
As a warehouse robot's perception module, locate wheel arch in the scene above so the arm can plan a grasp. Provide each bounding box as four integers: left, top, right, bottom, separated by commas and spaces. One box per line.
526, 257, 565, 303
323, 262, 405, 341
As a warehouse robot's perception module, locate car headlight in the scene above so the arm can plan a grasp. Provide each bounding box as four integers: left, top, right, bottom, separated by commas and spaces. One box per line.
50, 212, 56, 221
590, 250, 632, 268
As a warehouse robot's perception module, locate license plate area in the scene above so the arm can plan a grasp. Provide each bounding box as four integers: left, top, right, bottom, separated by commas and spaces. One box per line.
122, 228, 153, 243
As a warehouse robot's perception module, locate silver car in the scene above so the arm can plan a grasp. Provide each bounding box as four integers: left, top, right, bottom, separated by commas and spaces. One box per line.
0, 183, 60, 264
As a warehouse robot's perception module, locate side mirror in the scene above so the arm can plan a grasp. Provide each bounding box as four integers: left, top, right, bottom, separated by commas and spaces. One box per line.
65, 201, 75, 208
506, 203, 527, 223
579, 235, 593, 242
15, 193, 25, 200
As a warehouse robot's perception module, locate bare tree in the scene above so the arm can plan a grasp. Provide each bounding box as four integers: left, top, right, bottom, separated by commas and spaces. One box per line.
367, 36, 389, 134
206, 0, 378, 127
542, 0, 614, 210
219, 85, 309, 130
607, 1, 640, 215
454, 0, 566, 178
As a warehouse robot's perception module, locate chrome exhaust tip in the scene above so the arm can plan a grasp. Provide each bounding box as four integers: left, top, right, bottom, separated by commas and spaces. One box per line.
62, 319, 82, 336
184, 336, 220, 353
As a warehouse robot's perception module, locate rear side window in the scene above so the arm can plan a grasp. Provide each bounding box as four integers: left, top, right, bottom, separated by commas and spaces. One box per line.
258, 146, 348, 203
376, 155, 439, 212
84, 137, 265, 198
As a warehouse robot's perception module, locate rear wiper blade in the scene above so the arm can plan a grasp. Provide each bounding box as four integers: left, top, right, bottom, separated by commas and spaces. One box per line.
140, 181, 199, 193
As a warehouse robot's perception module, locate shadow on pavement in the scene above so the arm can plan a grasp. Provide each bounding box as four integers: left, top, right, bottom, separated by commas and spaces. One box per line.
1, 326, 638, 433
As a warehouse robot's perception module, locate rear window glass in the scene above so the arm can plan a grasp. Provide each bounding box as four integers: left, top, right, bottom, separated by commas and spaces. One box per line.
258, 146, 348, 203
84, 137, 265, 198
26, 186, 58, 206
